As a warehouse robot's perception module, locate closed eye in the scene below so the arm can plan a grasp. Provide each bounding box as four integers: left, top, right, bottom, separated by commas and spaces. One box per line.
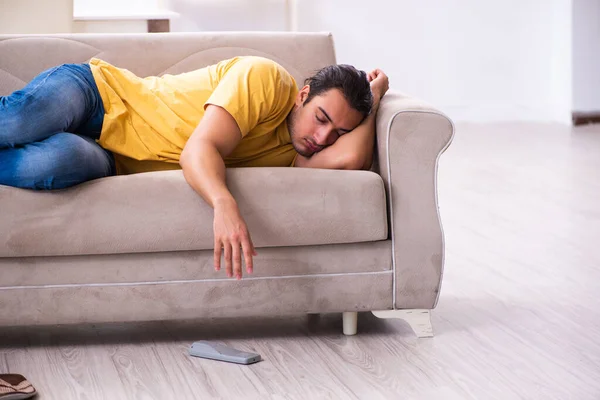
316, 114, 344, 136
317, 106, 353, 136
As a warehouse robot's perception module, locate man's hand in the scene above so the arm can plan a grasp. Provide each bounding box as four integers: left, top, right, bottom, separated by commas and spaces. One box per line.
367, 69, 389, 107
213, 197, 257, 280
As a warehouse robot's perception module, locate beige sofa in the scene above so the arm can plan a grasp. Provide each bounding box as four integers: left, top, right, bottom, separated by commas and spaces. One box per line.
0, 32, 454, 337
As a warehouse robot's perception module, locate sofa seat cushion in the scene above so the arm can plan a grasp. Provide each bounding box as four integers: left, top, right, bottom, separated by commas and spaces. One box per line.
0, 168, 388, 257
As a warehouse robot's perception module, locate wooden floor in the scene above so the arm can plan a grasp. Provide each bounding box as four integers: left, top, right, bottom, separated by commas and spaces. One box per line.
2, 122, 600, 399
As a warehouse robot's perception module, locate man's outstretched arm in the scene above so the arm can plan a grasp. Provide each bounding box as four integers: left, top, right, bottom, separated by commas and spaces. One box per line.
295, 69, 389, 170
180, 105, 257, 281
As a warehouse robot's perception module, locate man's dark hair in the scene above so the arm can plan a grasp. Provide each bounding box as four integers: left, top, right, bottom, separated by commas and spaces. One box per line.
304, 64, 373, 117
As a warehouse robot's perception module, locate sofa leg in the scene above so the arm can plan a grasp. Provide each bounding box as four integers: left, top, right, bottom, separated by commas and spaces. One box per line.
372, 309, 433, 338
342, 312, 358, 336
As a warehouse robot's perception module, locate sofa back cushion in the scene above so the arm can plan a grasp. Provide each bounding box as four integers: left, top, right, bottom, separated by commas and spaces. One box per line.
0, 32, 336, 95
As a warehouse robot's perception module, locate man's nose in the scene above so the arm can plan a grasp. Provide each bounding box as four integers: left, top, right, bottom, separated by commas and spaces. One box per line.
314, 128, 332, 146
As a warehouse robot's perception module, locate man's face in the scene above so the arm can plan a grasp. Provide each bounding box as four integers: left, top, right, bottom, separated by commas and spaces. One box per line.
287, 87, 364, 157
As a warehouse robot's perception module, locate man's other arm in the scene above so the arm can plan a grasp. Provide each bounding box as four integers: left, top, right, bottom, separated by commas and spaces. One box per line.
180, 105, 257, 281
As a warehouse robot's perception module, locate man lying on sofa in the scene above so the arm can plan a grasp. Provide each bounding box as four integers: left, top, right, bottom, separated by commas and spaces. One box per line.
0, 56, 389, 280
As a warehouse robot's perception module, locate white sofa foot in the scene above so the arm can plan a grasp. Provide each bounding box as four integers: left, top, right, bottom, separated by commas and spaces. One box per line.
372, 309, 433, 338
342, 312, 358, 335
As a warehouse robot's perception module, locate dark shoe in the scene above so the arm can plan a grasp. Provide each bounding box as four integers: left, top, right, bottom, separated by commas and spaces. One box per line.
0, 374, 36, 399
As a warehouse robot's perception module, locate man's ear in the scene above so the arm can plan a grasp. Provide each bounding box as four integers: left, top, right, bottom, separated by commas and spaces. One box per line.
296, 85, 310, 106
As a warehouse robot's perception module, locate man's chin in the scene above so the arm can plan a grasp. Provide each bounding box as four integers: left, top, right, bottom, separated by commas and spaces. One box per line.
298, 150, 314, 157
292, 142, 314, 157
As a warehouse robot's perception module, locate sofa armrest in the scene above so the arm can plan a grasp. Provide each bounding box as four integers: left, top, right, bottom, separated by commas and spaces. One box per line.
374, 90, 455, 310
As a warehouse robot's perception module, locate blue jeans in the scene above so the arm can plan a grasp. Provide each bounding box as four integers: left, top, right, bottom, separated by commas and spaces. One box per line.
0, 63, 115, 190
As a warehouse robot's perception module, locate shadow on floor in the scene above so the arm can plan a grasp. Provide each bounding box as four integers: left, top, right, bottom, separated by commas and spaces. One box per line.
0, 311, 415, 348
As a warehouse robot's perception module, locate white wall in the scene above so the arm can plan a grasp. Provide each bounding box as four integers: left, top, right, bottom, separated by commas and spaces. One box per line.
1, 0, 577, 123
572, 0, 600, 112
74, 0, 160, 15
166, 0, 287, 32
297, 0, 572, 123
168, 0, 574, 123
0, 0, 73, 34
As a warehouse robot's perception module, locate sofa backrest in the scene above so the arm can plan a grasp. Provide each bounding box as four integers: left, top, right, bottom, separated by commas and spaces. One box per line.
0, 32, 337, 95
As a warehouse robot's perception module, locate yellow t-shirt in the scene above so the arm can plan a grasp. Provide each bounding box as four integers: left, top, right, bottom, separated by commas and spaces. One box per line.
89, 56, 299, 175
